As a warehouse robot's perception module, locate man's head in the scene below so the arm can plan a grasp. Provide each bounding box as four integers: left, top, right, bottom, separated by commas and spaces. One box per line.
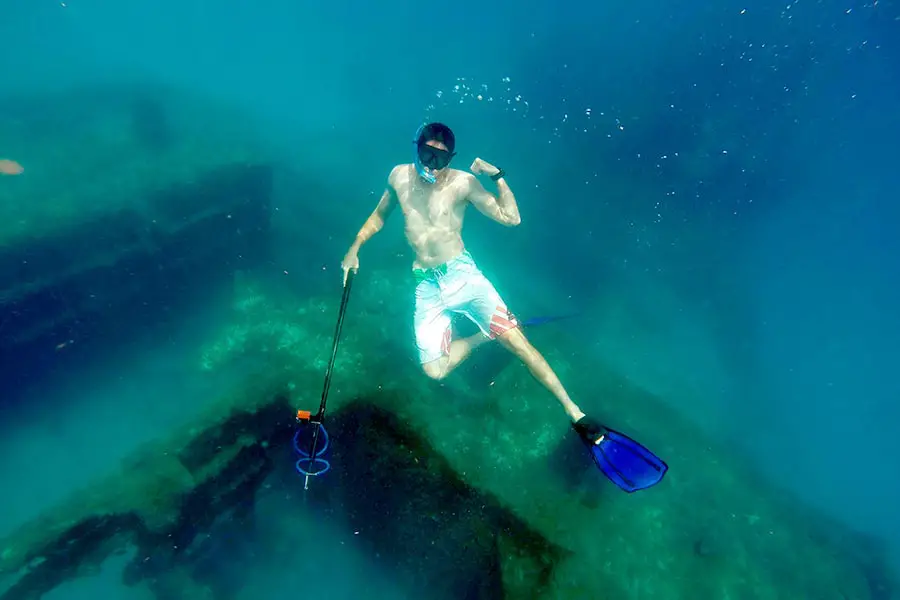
414, 122, 456, 183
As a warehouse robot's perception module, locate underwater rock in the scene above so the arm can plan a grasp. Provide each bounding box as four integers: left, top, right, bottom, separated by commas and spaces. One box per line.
305, 399, 568, 600
0, 385, 291, 600
0, 514, 140, 600
0, 386, 569, 600
0, 162, 273, 397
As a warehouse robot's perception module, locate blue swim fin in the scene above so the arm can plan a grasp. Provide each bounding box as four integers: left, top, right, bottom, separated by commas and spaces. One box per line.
573, 416, 668, 493
519, 314, 578, 327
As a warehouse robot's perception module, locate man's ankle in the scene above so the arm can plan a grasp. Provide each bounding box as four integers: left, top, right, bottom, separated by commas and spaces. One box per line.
569, 408, 586, 423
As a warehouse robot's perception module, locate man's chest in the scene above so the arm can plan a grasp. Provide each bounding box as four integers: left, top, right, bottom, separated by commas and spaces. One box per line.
398, 185, 463, 224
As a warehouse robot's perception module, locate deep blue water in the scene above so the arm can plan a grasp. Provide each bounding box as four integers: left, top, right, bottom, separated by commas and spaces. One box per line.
1, 0, 899, 596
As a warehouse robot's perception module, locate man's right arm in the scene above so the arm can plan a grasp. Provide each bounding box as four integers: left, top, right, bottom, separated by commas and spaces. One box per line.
348, 183, 397, 254
342, 171, 399, 283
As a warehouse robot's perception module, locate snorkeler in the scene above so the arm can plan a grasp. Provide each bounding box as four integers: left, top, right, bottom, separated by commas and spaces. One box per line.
341, 123, 595, 428
338, 123, 668, 492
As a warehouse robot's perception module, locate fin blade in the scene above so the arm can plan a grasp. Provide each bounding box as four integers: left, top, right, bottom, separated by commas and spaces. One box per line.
520, 314, 578, 327
589, 428, 668, 493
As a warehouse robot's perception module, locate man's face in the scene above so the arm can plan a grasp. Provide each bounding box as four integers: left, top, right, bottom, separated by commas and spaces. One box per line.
417, 139, 453, 177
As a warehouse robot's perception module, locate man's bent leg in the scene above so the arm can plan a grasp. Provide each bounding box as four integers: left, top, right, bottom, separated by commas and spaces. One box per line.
423, 332, 490, 380
496, 327, 586, 422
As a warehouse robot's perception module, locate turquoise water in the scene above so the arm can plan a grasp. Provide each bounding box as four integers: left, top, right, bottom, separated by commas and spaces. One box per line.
1, 0, 898, 598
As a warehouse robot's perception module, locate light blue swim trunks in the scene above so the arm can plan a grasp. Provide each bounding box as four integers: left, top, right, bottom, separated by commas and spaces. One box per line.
412, 250, 519, 364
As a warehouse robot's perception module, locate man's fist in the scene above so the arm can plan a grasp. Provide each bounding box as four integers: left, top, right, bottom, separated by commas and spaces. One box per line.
470, 157, 500, 177
341, 249, 359, 286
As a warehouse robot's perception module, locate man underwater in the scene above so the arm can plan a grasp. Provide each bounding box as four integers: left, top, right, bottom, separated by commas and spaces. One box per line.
341, 122, 605, 438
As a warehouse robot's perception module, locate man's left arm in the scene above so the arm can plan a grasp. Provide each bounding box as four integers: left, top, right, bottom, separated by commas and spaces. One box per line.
466, 158, 521, 227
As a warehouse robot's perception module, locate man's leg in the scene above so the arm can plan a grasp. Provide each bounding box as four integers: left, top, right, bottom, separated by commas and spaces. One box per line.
441, 255, 586, 419
495, 327, 586, 423
415, 279, 457, 379
416, 281, 491, 380
423, 331, 490, 380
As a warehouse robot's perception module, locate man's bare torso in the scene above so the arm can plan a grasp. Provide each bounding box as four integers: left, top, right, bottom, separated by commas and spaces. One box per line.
391, 164, 473, 269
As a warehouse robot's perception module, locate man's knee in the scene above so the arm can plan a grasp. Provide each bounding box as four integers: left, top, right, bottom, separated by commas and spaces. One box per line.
422, 359, 448, 380
496, 327, 535, 358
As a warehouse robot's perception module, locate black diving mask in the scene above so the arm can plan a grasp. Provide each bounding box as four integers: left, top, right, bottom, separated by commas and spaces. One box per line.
417, 142, 455, 171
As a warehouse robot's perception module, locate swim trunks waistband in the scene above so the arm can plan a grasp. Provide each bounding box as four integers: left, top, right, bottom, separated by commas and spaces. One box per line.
413, 250, 473, 285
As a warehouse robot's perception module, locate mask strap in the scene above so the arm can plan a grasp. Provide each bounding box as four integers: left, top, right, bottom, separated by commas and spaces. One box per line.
413, 124, 436, 184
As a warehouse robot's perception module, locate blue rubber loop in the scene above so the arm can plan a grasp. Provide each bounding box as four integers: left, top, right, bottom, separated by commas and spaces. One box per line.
293, 423, 330, 477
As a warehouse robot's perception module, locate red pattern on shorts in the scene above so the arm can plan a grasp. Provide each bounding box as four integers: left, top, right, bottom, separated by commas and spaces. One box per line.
489, 304, 518, 338
441, 327, 452, 355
